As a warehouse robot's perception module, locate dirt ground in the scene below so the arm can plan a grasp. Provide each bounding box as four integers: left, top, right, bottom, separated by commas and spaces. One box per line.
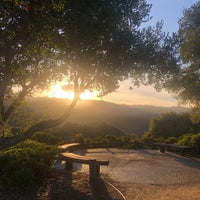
0, 171, 123, 200
111, 180, 200, 200
1, 171, 200, 200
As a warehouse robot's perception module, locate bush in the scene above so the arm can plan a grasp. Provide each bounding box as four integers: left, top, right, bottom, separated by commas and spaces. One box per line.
191, 133, 200, 147
129, 138, 143, 149
177, 133, 192, 146
141, 134, 153, 146
0, 140, 59, 188
165, 137, 177, 144
191, 133, 200, 154
70, 133, 85, 144
31, 132, 62, 145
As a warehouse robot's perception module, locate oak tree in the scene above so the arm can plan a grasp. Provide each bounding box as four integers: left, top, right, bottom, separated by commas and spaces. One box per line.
0, 0, 179, 149
165, 1, 200, 105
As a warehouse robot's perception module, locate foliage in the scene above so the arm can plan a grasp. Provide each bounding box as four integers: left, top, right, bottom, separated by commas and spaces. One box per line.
56, 122, 127, 142
0, 0, 65, 122
57, 0, 179, 95
88, 137, 106, 148
141, 133, 155, 147
0, 122, 12, 137
190, 107, 200, 124
191, 133, 200, 148
165, 137, 177, 144
105, 135, 115, 147
0, 140, 59, 188
189, 107, 200, 133
70, 133, 85, 144
1, 0, 179, 149
31, 132, 63, 145
148, 112, 192, 138
165, 2, 200, 105
72, 134, 144, 149
129, 138, 143, 149
177, 133, 193, 146
175, 133, 200, 154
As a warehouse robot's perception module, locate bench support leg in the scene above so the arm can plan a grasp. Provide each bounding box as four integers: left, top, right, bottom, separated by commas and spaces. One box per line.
160, 146, 165, 153
89, 160, 100, 182
65, 160, 73, 169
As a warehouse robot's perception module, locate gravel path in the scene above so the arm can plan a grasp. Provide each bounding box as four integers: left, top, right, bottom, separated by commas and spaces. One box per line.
82, 148, 200, 200
84, 148, 200, 185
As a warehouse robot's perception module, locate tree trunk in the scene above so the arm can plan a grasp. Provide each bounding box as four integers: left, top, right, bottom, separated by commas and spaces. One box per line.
0, 95, 80, 150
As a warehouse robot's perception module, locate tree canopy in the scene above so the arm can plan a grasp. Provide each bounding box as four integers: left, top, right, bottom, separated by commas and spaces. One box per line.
165, 1, 200, 106
0, 0, 66, 123
0, 0, 179, 149
148, 112, 192, 139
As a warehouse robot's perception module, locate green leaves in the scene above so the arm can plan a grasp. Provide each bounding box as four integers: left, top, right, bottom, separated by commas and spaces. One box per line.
165, 1, 200, 105
148, 112, 192, 138
0, 140, 58, 187
0, 0, 182, 149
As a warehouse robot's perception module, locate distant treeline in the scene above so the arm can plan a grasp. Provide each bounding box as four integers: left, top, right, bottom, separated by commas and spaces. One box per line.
8, 97, 188, 137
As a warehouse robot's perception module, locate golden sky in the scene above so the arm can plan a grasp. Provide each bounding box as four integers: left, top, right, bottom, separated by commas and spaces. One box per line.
101, 80, 178, 107
43, 80, 179, 107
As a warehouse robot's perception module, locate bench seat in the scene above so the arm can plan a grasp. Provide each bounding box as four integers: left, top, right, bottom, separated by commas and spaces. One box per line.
59, 143, 80, 152
59, 152, 109, 181
60, 152, 109, 165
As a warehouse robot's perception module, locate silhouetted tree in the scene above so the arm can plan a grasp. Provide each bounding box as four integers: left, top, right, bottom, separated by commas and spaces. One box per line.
0, 0, 179, 149
165, 1, 200, 105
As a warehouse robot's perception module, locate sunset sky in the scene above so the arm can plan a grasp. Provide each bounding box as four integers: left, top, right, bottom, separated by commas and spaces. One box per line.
101, 0, 198, 107
45, 0, 198, 107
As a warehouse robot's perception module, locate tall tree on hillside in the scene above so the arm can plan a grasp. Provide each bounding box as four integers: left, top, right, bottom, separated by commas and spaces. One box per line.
165, 1, 200, 106
0, 0, 179, 149
148, 112, 192, 138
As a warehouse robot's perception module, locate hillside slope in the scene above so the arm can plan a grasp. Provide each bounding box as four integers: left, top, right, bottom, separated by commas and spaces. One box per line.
16, 97, 188, 136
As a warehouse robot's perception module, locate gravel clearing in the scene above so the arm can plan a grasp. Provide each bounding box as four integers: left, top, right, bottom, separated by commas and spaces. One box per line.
83, 148, 200, 200
85, 148, 200, 185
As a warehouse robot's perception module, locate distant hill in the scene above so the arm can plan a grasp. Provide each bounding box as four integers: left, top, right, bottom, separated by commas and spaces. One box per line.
16, 97, 188, 137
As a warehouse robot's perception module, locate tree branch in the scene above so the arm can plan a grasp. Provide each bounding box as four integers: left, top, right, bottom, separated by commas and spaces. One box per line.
0, 77, 83, 150
2, 86, 30, 123
0, 43, 12, 121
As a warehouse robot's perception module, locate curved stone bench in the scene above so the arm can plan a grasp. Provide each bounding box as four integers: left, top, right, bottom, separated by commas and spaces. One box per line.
58, 143, 109, 181
59, 143, 80, 152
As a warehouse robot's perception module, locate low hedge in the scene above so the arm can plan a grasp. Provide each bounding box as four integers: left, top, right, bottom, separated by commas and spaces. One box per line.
0, 140, 59, 188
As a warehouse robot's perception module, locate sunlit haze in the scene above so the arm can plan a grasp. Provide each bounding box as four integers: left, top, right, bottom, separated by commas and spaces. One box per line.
44, 84, 99, 101
42, 0, 197, 107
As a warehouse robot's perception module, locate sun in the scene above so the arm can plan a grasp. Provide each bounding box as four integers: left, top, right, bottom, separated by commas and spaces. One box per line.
80, 90, 97, 100
45, 84, 99, 100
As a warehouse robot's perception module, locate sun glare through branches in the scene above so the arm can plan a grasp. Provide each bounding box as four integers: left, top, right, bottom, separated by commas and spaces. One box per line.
45, 84, 99, 100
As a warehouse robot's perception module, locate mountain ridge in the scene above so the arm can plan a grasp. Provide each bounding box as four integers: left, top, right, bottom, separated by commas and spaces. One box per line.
23, 97, 188, 135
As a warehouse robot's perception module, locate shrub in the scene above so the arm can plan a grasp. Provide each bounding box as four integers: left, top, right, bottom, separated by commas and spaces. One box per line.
90, 137, 105, 148
31, 131, 62, 145
191, 133, 200, 148
141, 134, 154, 146
165, 137, 177, 144
129, 138, 143, 149
71, 133, 85, 144
190, 133, 200, 154
0, 140, 59, 188
177, 133, 192, 146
